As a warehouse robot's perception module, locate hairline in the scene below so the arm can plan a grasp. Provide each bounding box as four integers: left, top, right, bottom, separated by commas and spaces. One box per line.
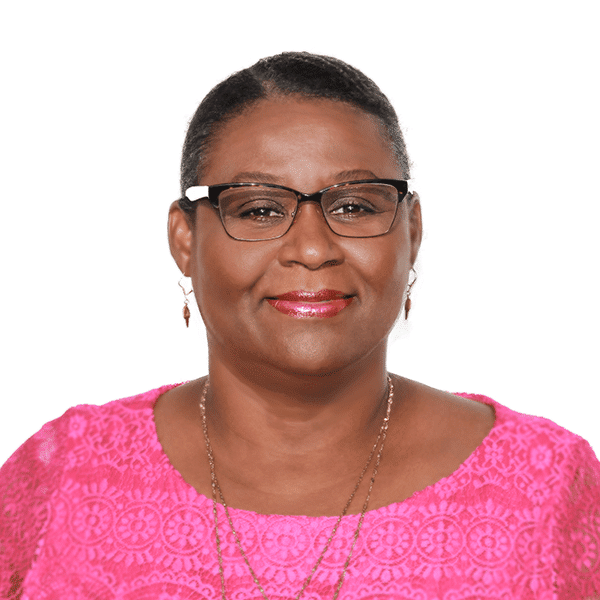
195, 92, 406, 187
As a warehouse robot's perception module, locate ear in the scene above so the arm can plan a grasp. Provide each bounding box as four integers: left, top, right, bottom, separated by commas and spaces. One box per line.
168, 201, 193, 276
407, 192, 423, 267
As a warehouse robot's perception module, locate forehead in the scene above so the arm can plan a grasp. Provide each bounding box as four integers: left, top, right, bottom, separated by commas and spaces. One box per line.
202, 96, 400, 186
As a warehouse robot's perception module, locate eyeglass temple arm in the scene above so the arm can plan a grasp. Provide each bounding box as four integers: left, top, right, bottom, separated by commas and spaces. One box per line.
184, 186, 210, 202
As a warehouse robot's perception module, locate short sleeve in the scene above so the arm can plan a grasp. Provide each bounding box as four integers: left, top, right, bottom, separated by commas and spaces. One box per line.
0, 418, 65, 598
555, 439, 600, 599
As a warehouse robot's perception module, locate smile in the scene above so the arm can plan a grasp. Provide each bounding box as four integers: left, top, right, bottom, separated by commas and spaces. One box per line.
266, 290, 354, 319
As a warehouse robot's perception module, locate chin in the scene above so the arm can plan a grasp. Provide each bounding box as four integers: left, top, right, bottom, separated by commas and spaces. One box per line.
265, 334, 386, 379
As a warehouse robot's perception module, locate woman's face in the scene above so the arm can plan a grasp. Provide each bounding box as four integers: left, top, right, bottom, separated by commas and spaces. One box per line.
170, 96, 422, 377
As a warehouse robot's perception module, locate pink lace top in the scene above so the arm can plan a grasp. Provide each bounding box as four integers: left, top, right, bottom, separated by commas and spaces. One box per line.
1, 384, 599, 600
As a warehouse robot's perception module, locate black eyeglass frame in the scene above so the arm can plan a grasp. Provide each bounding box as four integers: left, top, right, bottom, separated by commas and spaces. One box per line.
180, 178, 411, 241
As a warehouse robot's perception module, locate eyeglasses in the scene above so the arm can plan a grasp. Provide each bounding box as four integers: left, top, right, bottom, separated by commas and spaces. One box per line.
182, 179, 410, 241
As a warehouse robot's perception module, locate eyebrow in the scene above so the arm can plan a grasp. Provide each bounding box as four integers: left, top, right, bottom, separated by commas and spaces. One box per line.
229, 169, 380, 184
335, 169, 379, 181
230, 172, 282, 183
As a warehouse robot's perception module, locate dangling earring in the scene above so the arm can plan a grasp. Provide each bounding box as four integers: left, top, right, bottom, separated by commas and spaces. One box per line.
404, 267, 417, 320
178, 276, 194, 327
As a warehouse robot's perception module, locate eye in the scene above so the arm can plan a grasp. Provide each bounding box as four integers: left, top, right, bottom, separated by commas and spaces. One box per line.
238, 204, 286, 219
229, 198, 288, 221
328, 197, 377, 218
331, 202, 374, 214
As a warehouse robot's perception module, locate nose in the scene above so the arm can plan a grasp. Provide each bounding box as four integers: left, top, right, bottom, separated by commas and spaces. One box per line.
277, 201, 345, 270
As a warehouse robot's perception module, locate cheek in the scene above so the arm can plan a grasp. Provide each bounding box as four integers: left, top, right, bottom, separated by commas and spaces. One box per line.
349, 235, 410, 301
192, 217, 274, 307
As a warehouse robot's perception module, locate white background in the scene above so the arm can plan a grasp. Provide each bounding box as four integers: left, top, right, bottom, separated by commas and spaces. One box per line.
1, 1, 599, 465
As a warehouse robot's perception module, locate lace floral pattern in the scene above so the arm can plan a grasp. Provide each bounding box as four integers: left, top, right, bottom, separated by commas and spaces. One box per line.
1, 384, 599, 599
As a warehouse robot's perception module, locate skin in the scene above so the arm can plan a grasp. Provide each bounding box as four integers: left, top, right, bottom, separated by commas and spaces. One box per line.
160, 96, 495, 517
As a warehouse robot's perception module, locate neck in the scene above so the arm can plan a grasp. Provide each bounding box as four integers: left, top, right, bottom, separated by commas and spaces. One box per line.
203, 345, 392, 463
199, 355, 388, 473
188, 343, 405, 517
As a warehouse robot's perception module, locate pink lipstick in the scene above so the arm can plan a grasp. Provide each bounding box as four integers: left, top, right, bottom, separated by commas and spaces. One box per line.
266, 290, 354, 319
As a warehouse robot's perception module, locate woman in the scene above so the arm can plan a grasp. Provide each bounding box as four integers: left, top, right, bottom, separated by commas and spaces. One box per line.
1, 52, 598, 599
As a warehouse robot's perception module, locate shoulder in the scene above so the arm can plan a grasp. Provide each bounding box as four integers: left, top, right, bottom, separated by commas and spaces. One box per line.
0, 383, 183, 524
0, 384, 181, 588
464, 391, 595, 454
62, 382, 181, 433
51, 383, 187, 468
409, 373, 592, 455
1, 383, 181, 480
493, 398, 600, 481
450, 388, 600, 493
391, 375, 599, 481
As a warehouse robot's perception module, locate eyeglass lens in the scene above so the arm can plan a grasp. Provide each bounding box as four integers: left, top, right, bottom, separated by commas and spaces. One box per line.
218, 183, 399, 240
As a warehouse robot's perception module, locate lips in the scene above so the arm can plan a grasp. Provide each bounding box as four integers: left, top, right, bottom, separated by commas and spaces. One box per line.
266, 290, 354, 319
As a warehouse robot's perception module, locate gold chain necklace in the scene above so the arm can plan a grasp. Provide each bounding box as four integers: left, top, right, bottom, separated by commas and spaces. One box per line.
199, 375, 394, 600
